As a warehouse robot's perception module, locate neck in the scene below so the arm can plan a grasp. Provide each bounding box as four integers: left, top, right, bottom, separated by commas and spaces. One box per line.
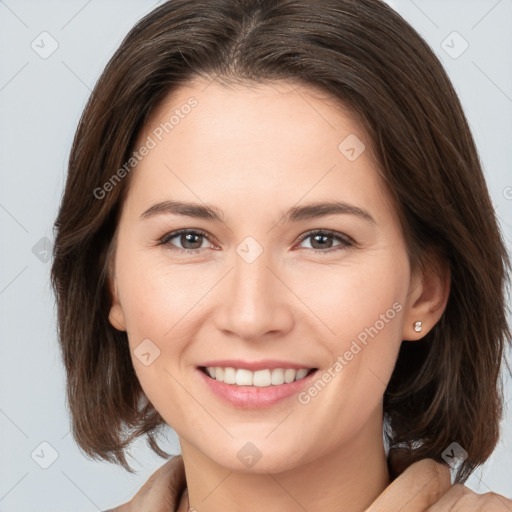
178, 409, 390, 512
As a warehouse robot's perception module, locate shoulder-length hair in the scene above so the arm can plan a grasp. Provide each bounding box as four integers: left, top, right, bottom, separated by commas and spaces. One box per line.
51, 0, 511, 482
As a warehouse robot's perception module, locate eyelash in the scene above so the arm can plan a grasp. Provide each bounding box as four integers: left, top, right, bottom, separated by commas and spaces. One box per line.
157, 228, 354, 255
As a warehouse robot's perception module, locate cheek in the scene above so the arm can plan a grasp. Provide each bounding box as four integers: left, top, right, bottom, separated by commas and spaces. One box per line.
292, 252, 407, 351
118, 254, 208, 339
295, 254, 407, 414
115, 254, 221, 396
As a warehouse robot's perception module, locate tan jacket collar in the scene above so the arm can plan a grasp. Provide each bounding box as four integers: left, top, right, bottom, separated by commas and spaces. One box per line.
110, 449, 451, 511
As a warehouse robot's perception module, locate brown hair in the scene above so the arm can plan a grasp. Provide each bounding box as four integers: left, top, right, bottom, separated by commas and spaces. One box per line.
51, 0, 511, 482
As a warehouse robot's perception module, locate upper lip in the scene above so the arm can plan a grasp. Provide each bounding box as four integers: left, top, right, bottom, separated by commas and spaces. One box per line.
199, 359, 317, 371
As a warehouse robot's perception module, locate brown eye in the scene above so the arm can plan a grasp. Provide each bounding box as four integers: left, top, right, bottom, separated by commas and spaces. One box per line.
159, 229, 212, 253
296, 230, 353, 253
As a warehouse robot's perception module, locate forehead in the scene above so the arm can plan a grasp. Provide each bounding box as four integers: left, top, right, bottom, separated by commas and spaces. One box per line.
140, 78, 367, 150
124, 79, 392, 222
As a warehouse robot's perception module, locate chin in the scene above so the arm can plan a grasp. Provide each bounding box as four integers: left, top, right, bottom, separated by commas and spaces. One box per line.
200, 439, 310, 474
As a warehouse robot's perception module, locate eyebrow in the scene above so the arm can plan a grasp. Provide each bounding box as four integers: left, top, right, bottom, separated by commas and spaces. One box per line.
140, 200, 376, 225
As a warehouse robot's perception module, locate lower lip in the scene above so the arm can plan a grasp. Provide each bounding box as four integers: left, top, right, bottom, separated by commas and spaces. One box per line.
197, 368, 318, 408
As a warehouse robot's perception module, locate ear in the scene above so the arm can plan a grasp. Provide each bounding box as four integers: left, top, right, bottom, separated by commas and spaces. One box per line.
402, 254, 450, 341
104, 234, 127, 332
107, 269, 127, 332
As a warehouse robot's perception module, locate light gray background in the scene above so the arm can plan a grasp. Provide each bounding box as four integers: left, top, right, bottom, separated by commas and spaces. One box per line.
0, 1, 511, 510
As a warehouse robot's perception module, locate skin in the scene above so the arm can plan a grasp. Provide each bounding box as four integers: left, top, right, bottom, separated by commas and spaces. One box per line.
108, 79, 453, 512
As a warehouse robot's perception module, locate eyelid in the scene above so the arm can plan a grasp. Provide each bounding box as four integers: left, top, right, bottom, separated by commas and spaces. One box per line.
295, 229, 354, 249
158, 228, 355, 254
158, 228, 216, 250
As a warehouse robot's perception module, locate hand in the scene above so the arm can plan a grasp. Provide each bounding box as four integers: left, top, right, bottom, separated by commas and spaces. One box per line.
425, 483, 512, 511
366, 457, 512, 511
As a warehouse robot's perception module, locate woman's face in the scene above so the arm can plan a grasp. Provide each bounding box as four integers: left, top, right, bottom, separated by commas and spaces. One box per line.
108, 79, 429, 472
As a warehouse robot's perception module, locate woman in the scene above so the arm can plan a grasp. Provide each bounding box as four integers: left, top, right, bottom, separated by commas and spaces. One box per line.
51, 0, 512, 510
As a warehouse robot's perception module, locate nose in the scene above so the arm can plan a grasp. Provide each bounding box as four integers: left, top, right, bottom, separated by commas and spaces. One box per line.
213, 247, 294, 342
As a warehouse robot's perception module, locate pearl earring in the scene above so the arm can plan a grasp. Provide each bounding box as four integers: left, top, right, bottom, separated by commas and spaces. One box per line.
414, 321, 422, 332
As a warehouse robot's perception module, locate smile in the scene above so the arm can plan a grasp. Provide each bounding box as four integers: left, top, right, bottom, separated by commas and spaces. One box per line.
197, 364, 319, 408
200, 366, 316, 387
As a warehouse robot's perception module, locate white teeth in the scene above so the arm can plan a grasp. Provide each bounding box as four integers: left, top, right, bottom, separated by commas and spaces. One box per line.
204, 366, 313, 386
284, 369, 296, 383
235, 368, 253, 386
252, 370, 271, 387
215, 367, 224, 381
223, 367, 236, 384
295, 368, 308, 380
271, 368, 284, 385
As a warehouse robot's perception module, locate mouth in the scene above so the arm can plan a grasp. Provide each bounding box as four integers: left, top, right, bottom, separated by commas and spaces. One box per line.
196, 359, 319, 408
198, 366, 318, 387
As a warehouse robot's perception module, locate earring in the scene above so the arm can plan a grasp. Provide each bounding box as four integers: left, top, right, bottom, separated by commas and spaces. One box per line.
414, 321, 422, 333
